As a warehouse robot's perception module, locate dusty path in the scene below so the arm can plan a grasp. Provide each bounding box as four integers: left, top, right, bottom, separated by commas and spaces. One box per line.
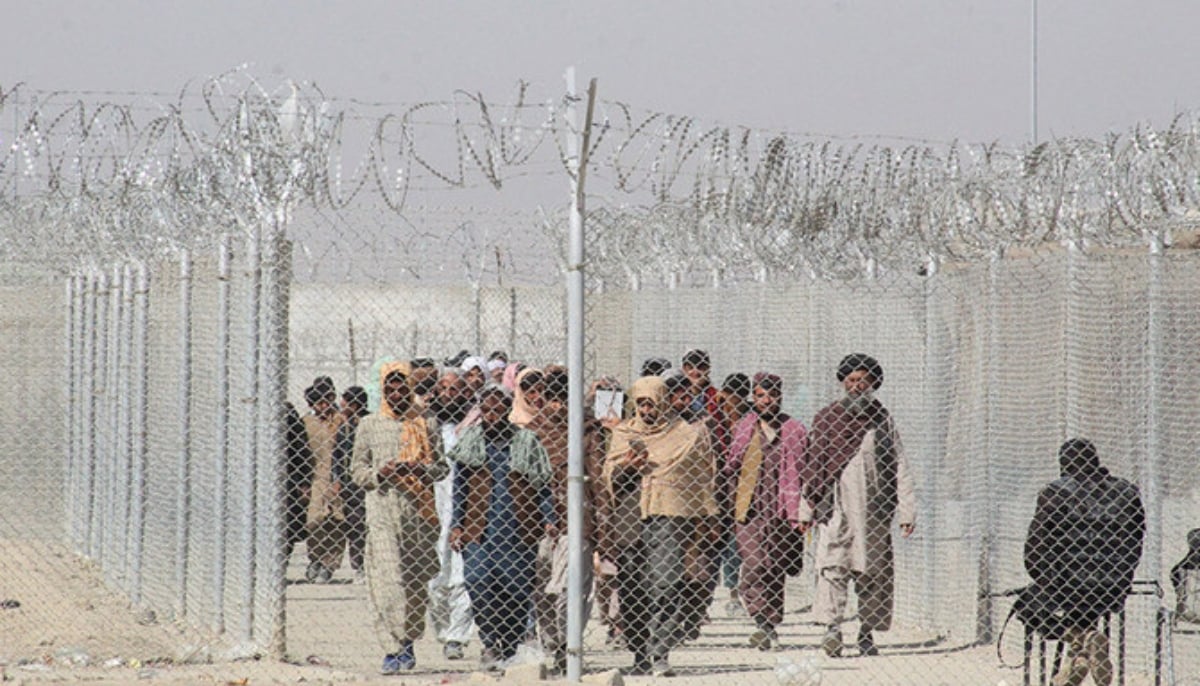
1, 539, 1184, 684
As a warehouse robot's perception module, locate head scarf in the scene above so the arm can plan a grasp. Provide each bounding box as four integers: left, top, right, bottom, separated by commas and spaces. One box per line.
501, 361, 526, 390
661, 369, 689, 397
627, 375, 668, 433
449, 383, 550, 488
377, 360, 419, 420
753, 372, 783, 393
606, 374, 715, 519
460, 356, 486, 375
509, 366, 541, 426
375, 360, 437, 520
836, 353, 883, 390
640, 357, 672, 377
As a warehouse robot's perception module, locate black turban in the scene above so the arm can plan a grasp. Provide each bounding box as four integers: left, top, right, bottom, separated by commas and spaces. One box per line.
304, 376, 337, 407
836, 353, 883, 390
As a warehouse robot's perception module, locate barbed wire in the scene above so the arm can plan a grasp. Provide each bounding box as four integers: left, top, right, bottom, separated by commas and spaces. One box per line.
2, 71, 1199, 281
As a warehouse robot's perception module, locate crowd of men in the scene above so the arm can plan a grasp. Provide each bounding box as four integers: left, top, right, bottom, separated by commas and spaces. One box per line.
281, 347, 1145, 686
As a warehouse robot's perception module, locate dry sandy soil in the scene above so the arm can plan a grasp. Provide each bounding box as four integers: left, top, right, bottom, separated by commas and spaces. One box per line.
2, 539, 1190, 685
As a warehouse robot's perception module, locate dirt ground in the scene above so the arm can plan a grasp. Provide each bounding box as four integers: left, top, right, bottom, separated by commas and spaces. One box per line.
1, 539, 1188, 685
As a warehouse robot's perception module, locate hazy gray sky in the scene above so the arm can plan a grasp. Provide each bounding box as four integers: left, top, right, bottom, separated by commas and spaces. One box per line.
7, 1, 1200, 144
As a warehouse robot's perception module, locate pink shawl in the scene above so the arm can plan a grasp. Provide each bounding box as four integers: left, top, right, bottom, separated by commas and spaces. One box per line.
725, 412, 807, 524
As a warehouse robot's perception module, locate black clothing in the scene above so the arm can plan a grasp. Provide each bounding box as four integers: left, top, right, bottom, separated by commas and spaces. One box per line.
1023, 467, 1145, 626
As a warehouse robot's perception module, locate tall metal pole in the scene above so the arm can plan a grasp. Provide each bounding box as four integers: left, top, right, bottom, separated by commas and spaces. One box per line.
1144, 231, 1165, 585
128, 263, 149, 604
259, 210, 289, 657
64, 274, 80, 549
104, 265, 123, 582
240, 225, 263, 643
90, 271, 109, 561
175, 250, 193, 618
212, 236, 232, 632
116, 264, 134, 587
564, 67, 597, 684
81, 273, 98, 557
1030, 0, 1039, 145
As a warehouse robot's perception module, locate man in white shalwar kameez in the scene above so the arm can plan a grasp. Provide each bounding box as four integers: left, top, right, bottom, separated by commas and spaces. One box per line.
800, 354, 915, 658
426, 369, 475, 660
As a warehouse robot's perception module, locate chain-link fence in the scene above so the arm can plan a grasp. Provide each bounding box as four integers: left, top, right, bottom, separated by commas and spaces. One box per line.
2, 75, 1199, 685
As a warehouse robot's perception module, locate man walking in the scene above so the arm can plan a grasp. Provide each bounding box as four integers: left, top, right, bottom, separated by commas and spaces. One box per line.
449, 385, 553, 670
332, 386, 369, 582
351, 362, 448, 673
426, 369, 475, 660
801, 354, 915, 658
604, 376, 718, 677
303, 377, 346, 584
725, 373, 807, 651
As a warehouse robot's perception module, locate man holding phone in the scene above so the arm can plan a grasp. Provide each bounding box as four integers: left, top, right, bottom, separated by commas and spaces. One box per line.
602, 376, 718, 677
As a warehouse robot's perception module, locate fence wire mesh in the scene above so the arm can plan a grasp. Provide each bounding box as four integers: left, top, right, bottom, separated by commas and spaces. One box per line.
1, 75, 1199, 685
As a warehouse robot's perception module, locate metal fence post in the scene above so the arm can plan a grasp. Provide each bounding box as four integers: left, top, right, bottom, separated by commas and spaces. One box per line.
1143, 232, 1165, 585
90, 271, 109, 562
258, 215, 288, 656
103, 264, 123, 584
1064, 239, 1084, 439
175, 250, 193, 618
128, 262, 149, 604
975, 252, 1001, 642
115, 264, 134, 589
920, 257, 942, 628
80, 272, 98, 558
64, 274, 80, 549
211, 236, 231, 632
564, 67, 596, 684
240, 226, 263, 643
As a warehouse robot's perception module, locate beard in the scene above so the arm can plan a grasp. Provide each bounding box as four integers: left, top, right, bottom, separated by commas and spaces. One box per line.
430, 396, 468, 424
843, 389, 875, 417
483, 418, 512, 443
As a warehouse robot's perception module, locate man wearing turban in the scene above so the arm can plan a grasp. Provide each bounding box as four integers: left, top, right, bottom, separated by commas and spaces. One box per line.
302, 376, 347, 584
800, 354, 915, 658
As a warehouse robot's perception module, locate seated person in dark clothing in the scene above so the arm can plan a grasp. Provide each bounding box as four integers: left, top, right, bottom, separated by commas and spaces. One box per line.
1023, 438, 1145, 686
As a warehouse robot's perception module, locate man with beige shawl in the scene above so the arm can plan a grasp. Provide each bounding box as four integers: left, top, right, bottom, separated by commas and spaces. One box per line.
603, 376, 718, 677
800, 354, 915, 658
351, 361, 449, 673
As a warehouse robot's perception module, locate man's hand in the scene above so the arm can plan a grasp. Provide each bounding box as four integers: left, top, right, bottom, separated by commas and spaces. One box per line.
899, 522, 915, 538
545, 522, 560, 538
449, 527, 465, 551
621, 442, 650, 471
376, 460, 411, 485
796, 520, 812, 534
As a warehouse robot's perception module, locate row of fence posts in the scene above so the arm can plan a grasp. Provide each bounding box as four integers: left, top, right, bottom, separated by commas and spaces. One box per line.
63, 221, 288, 655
